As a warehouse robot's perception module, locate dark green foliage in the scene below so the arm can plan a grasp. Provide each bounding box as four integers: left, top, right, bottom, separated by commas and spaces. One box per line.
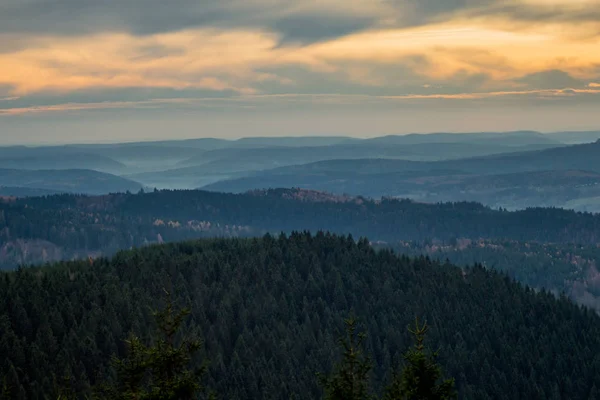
97, 292, 206, 400
390, 240, 600, 311
2, 233, 600, 399
319, 318, 373, 400
384, 318, 455, 400
145, 292, 206, 400
109, 335, 149, 399
4, 188, 600, 271
320, 317, 456, 400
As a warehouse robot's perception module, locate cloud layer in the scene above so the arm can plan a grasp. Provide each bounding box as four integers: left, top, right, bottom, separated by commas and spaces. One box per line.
1, 0, 599, 139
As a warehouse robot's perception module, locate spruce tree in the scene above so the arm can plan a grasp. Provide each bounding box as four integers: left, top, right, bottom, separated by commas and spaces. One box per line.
146, 290, 206, 400
384, 318, 456, 400
319, 317, 373, 400
96, 289, 207, 400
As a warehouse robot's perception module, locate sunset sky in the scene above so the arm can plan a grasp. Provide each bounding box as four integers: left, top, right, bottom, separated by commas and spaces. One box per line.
1, 0, 600, 144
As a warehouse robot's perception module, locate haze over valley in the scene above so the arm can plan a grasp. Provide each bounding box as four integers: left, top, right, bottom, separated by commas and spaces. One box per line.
3, 130, 600, 211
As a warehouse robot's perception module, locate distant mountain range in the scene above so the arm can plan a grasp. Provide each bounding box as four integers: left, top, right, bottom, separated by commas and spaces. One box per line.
203, 140, 600, 211
128, 132, 574, 189
131, 142, 562, 189
1, 130, 600, 206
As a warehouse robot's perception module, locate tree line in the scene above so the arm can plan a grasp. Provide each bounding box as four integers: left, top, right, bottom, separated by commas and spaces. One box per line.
3, 188, 600, 270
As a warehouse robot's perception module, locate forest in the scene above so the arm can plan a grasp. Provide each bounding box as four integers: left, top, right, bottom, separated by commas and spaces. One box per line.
5, 188, 600, 312
386, 239, 600, 311
3, 188, 600, 270
2, 233, 600, 399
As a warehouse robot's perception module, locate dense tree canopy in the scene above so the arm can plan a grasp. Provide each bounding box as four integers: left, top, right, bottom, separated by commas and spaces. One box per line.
2, 233, 600, 399
3, 188, 600, 271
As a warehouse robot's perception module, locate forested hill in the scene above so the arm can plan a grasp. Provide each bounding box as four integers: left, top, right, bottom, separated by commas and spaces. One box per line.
2, 188, 600, 270
2, 233, 600, 399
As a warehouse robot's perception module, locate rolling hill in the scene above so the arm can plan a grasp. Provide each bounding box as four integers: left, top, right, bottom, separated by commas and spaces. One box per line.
204, 169, 600, 211
0, 168, 143, 195
176, 141, 561, 168
547, 130, 600, 144
3, 187, 600, 269
0, 186, 62, 197
4, 188, 600, 314
364, 130, 561, 146
203, 141, 600, 210
133, 140, 565, 190
0, 147, 127, 173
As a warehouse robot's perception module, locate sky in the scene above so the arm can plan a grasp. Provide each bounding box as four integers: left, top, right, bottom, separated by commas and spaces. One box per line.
1, 0, 600, 144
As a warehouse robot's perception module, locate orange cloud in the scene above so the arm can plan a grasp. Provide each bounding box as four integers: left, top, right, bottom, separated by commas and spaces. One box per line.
0, 29, 286, 95
300, 20, 600, 82
1, 10, 600, 101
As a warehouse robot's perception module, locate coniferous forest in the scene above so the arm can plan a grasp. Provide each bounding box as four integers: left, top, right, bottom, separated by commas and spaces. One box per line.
2, 233, 600, 399
5, 188, 600, 312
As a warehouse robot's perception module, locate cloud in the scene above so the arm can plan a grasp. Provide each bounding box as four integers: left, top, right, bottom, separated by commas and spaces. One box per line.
1, 18, 600, 114
515, 69, 587, 89
0, 0, 388, 45
0, 28, 284, 95
3, 87, 600, 116
473, 0, 600, 24
1, 0, 600, 124
2, 0, 599, 45
270, 13, 376, 45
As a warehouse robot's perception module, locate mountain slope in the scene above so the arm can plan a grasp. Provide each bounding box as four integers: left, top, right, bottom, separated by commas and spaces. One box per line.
203, 141, 600, 209
442, 139, 600, 174
547, 130, 600, 144
365, 130, 561, 146
204, 169, 600, 211
2, 233, 600, 399
4, 188, 600, 308
0, 168, 143, 195
176, 141, 561, 168
0, 147, 127, 173
0, 186, 62, 197
134, 141, 563, 190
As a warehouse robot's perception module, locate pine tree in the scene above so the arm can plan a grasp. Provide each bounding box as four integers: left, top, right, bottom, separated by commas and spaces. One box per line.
319, 317, 373, 400
384, 318, 456, 400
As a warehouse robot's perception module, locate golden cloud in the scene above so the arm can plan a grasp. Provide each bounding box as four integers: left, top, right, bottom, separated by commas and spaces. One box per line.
1, 8, 599, 100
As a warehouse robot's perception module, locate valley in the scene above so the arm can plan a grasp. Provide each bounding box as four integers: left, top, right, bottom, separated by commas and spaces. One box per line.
2, 131, 600, 211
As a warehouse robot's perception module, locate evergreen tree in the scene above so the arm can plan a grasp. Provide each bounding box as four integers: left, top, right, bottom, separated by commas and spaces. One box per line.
146, 290, 206, 400
97, 335, 149, 400
319, 317, 373, 400
96, 290, 207, 400
384, 318, 456, 400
